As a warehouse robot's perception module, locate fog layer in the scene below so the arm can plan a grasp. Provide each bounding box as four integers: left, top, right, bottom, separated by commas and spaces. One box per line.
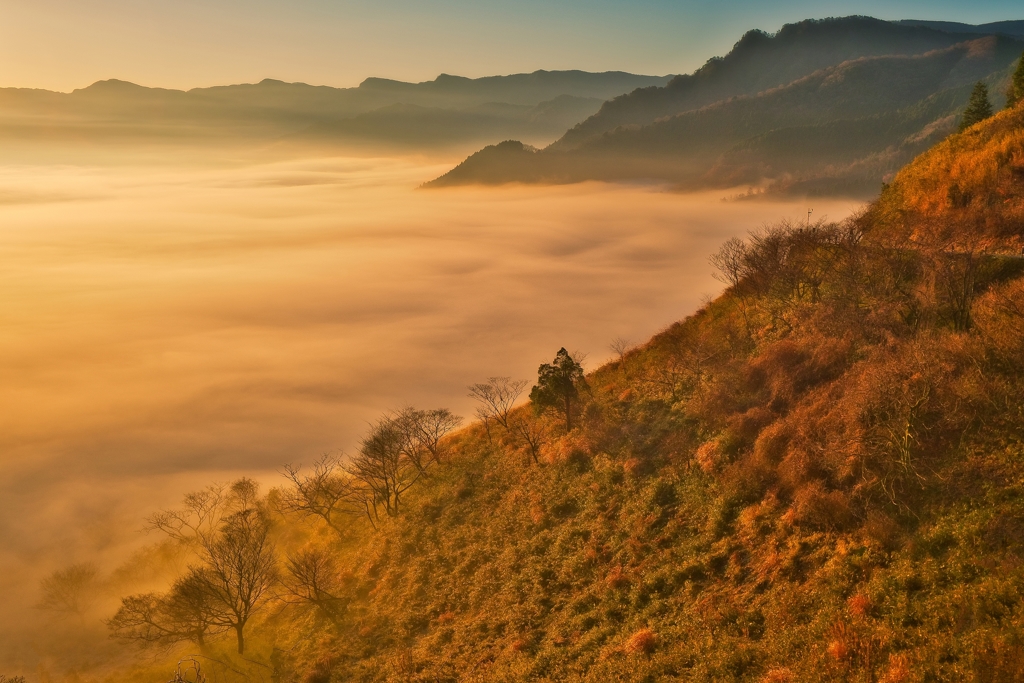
0, 151, 858, 667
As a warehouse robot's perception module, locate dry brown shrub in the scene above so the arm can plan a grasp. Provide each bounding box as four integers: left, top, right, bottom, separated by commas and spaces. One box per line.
729, 405, 777, 443
622, 457, 645, 477
790, 481, 853, 530
695, 441, 721, 474
748, 336, 851, 411
847, 593, 873, 618
752, 419, 793, 467
605, 564, 629, 589
827, 637, 850, 662
760, 668, 794, 683
737, 495, 778, 542
624, 628, 657, 655
722, 442, 779, 500
879, 653, 912, 683
974, 277, 1024, 364
541, 430, 595, 465
862, 510, 901, 550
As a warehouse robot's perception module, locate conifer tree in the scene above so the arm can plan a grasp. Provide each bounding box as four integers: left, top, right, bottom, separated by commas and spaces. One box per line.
960, 81, 993, 131
1007, 50, 1024, 109
530, 348, 587, 431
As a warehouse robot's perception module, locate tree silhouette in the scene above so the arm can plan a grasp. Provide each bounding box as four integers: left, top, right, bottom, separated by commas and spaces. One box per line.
468, 377, 529, 431
1008, 50, 1024, 109
960, 81, 993, 131
37, 563, 98, 619
123, 478, 277, 655
344, 416, 423, 524
198, 504, 277, 654
281, 545, 346, 620
108, 568, 227, 648
530, 348, 587, 431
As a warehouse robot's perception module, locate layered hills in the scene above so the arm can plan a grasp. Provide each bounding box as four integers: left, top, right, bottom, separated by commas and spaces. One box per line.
429, 17, 1024, 195
0, 71, 671, 154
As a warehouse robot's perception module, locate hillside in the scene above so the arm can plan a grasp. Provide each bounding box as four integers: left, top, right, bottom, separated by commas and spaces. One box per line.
429, 18, 1024, 195
13, 96, 1023, 683
273, 103, 1024, 683
553, 17, 991, 151
897, 20, 1024, 38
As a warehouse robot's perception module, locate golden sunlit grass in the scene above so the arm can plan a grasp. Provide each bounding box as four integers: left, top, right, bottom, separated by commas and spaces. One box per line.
875, 102, 1024, 247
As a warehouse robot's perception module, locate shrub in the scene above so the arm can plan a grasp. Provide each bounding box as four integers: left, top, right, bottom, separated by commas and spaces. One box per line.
624, 628, 657, 655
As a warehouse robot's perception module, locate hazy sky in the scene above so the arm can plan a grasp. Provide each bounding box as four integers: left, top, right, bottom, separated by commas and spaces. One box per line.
1, 0, 1021, 91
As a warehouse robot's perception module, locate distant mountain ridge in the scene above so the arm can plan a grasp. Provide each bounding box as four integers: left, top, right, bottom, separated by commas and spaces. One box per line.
897, 19, 1024, 38
552, 16, 986, 151
430, 16, 1024, 195
0, 71, 673, 154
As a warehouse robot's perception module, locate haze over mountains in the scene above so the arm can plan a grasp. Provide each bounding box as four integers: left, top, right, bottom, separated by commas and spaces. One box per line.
5, 16, 1022, 195
430, 17, 1024, 196
0, 71, 671, 154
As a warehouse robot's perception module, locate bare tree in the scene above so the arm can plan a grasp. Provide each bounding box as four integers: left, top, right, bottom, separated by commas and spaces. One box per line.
345, 417, 423, 524
146, 484, 226, 547
509, 413, 546, 465
108, 568, 226, 648
610, 337, 633, 362
282, 546, 345, 619
468, 377, 529, 430
610, 337, 635, 381
281, 455, 359, 535
198, 506, 277, 654
393, 407, 463, 472
37, 563, 99, 618
136, 478, 278, 655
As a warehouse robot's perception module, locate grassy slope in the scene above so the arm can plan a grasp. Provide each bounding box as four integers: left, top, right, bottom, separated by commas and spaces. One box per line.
263, 106, 1024, 683
874, 101, 1024, 245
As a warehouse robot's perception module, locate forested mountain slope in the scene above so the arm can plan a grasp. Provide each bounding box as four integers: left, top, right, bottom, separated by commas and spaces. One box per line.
553, 17, 991, 150
897, 20, 1024, 38
430, 18, 1024, 195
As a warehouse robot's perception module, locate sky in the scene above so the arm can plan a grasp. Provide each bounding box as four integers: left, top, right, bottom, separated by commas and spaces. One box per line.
1, 0, 1021, 92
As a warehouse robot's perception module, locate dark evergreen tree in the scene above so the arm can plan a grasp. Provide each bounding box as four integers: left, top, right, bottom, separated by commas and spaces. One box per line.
1007, 50, 1024, 109
530, 348, 587, 431
960, 81, 994, 131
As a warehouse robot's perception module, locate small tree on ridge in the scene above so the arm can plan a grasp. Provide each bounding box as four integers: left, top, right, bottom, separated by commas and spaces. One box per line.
1007, 50, 1024, 109
530, 348, 587, 431
960, 81, 993, 131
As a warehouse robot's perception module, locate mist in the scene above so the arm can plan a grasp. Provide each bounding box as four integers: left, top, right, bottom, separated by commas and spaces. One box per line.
0, 146, 859, 673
